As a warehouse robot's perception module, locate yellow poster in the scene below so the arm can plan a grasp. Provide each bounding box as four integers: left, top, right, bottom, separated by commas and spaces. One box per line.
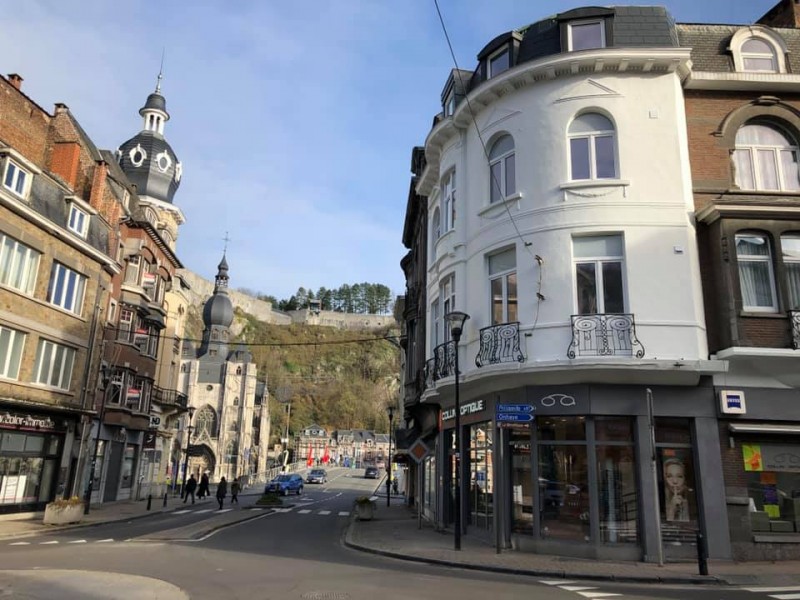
743, 444, 763, 472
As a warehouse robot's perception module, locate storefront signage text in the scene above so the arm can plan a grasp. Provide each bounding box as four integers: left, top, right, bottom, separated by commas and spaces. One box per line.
0, 412, 57, 431
442, 400, 485, 422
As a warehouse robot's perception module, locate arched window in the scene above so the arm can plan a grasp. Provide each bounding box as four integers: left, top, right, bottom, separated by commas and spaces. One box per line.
568, 113, 616, 180
735, 233, 777, 312
236, 366, 242, 375
489, 135, 516, 203
741, 38, 778, 72
441, 170, 456, 233
194, 406, 218, 439
431, 207, 441, 244
233, 397, 239, 406
734, 122, 800, 192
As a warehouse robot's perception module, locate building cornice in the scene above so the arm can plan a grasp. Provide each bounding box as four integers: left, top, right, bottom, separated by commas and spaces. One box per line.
696, 202, 800, 224
684, 71, 800, 92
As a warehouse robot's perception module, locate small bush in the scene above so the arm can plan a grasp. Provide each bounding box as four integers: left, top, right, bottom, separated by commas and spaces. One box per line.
49, 496, 84, 508
355, 496, 373, 506
256, 493, 284, 506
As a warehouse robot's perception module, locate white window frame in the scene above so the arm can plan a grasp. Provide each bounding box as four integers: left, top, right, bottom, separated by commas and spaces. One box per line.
568, 19, 606, 52
572, 235, 626, 315
568, 113, 617, 181
489, 135, 516, 203
781, 234, 800, 310
67, 204, 89, 238
0, 325, 26, 380
444, 90, 456, 117
118, 308, 134, 342
730, 27, 788, 73
733, 122, 800, 192
488, 47, 510, 78
488, 248, 517, 325
124, 255, 141, 285
0, 232, 40, 295
47, 262, 86, 315
735, 233, 779, 313
441, 170, 456, 233
2, 159, 31, 199
431, 297, 441, 349
108, 299, 118, 324
33, 338, 76, 390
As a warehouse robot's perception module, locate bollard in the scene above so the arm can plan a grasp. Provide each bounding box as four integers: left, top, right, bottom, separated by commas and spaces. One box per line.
696, 531, 709, 576
163, 492, 168, 507
147, 494, 152, 511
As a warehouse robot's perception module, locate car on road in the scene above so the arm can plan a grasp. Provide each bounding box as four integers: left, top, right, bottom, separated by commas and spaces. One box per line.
364, 466, 379, 479
306, 469, 327, 484
264, 473, 304, 496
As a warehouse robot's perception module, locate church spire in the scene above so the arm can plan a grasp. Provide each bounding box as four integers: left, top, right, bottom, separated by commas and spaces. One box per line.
139, 67, 169, 136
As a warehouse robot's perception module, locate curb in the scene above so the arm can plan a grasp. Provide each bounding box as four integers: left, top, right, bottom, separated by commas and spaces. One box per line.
342, 522, 722, 586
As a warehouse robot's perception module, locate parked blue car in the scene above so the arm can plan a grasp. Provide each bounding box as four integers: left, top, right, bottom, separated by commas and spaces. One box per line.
264, 473, 304, 496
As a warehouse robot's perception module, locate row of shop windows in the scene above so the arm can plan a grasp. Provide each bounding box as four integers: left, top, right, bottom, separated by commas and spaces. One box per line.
0, 431, 61, 505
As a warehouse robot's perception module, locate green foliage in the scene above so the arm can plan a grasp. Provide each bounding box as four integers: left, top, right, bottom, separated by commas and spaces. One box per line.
256, 493, 284, 506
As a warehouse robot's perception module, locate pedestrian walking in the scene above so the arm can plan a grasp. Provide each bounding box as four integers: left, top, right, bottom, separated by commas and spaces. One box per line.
216, 476, 227, 510
198, 472, 209, 500
230, 478, 240, 504
183, 474, 197, 504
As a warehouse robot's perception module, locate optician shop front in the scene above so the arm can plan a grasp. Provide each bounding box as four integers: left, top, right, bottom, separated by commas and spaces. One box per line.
435, 382, 732, 562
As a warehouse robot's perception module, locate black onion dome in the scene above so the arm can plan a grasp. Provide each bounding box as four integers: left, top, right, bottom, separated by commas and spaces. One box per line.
203, 292, 234, 328
140, 92, 168, 115
118, 131, 181, 204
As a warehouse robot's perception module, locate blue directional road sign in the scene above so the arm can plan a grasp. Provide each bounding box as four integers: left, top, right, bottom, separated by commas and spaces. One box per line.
496, 404, 534, 413
496, 413, 534, 423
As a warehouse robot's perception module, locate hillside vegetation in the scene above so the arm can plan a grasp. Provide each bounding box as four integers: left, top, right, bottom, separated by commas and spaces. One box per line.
185, 305, 401, 445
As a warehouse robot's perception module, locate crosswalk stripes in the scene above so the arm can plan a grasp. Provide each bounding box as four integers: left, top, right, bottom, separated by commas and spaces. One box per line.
539, 580, 620, 599
745, 588, 800, 600
297, 509, 312, 514
318, 510, 331, 515
338, 511, 350, 516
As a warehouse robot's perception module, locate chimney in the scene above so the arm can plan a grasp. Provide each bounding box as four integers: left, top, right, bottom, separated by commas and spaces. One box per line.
54, 103, 70, 115
89, 160, 108, 213
50, 142, 81, 191
7, 74, 23, 90
757, 0, 800, 28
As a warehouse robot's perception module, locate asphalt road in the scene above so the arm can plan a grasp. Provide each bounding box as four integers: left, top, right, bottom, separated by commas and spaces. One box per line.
0, 467, 787, 600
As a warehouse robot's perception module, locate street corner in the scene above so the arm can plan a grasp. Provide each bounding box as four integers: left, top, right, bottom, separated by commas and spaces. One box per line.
0, 569, 189, 600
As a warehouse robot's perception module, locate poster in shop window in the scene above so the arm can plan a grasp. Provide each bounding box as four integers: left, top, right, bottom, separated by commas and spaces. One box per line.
660, 449, 693, 522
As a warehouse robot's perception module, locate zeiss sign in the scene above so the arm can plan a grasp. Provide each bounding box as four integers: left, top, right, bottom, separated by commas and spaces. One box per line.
720, 390, 746, 415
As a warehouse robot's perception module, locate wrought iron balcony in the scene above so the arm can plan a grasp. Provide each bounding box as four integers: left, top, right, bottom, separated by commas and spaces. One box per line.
567, 313, 645, 359
791, 310, 800, 350
475, 321, 525, 367
151, 385, 188, 408
423, 340, 457, 386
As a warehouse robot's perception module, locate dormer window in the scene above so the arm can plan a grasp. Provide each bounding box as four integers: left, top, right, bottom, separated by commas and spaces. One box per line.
444, 91, 456, 117
569, 20, 605, 51
488, 47, 510, 78
730, 27, 787, 73
3, 159, 29, 198
67, 204, 89, 238
741, 38, 777, 72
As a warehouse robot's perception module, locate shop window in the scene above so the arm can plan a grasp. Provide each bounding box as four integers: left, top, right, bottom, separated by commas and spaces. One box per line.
489, 247, 517, 325
735, 233, 778, 312
468, 424, 494, 529
596, 417, 637, 544
0, 232, 40, 295
510, 428, 533, 534
538, 416, 587, 441
538, 444, 590, 541
741, 442, 800, 530
734, 121, 800, 192
655, 418, 697, 535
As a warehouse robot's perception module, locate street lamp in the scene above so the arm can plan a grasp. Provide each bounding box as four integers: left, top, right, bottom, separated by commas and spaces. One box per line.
180, 406, 196, 498
386, 405, 395, 507
84, 365, 111, 515
444, 310, 470, 551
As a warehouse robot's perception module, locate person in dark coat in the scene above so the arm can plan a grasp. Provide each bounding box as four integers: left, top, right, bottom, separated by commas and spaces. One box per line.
230, 478, 240, 504
184, 474, 197, 504
198, 473, 210, 499
216, 477, 227, 510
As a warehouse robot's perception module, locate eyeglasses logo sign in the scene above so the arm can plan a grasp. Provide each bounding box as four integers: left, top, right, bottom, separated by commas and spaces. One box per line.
539, 394, 576, 407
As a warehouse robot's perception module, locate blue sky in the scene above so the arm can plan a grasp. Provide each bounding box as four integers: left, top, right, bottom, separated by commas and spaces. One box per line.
1, 0, 776, 301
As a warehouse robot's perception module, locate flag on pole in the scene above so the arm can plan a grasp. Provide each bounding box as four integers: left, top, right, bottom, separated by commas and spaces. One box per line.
306, 443, 313, 467
322, 444, 330, 464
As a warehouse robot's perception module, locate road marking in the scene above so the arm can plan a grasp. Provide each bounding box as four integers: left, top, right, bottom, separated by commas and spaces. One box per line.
9, 542, 30, 546
770, 595, 800, 600
67, 540, 87, 544
217, 509, 232, 514
562, 587, 597, 592
194, 509, 214, 514
576, 593, 621, 599
173, 510, 192, 515
96, 539, 114, 543
318, 510, 331, 515
249, 507, 264, 511
40, 540, 59, 545
298, 509, 311, 514
274, 508, 292, 513
539, 581, 578, 586
746, 590, 800, 594
338, 511, 350, 516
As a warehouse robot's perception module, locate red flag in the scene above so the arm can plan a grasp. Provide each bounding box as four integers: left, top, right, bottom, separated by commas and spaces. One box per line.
306, 444, 313, 467
322, 444, 330, 464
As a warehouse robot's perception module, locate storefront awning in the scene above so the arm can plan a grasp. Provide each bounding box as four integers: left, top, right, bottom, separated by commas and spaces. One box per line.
729, 423, 800, 435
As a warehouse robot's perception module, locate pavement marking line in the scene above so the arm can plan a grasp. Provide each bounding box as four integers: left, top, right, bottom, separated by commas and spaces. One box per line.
67, 540, 87, 544
194, 509, 214, 514
576, 593, 621, 599
217, 509, 232, 514
9, 542, 30, 546
770, 595, 800, 600
338, 511, 350, 516
96, 539, 114, 543
561, 587, 598, 592
539, 581, 578, 586
249, 508, 264, 511
39, 541, 59, 545
746, 590, 800, 594
298, 509, 312, 514
318, 510, 331, 515
173, 510, 192, 515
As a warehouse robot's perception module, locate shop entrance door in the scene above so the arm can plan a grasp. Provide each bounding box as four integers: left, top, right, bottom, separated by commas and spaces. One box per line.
103, 442, 123, 502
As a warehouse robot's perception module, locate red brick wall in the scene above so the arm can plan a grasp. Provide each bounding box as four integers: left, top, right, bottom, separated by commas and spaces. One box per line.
758, 0, 800, 28
49, 141, 80, 189
0, 76, 50, 165
740, 316, 793, 348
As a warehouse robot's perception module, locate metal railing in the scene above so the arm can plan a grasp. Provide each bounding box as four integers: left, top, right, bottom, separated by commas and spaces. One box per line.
567, 313, 645, 359
791, 310, 800, 350
151, 385, 188, 408
475, 321, 525, 367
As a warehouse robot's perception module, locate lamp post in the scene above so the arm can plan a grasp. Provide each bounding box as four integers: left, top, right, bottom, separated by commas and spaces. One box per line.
84, 365, 111, 515
180, 406, 196, 498
386, 405, 395, 507
445, 310, 470, 551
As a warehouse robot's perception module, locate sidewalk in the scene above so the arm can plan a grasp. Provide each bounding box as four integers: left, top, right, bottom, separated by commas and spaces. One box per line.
345, 496, 800, 587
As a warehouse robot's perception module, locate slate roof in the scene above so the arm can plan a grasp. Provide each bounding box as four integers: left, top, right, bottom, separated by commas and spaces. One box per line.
677, 23, 800, 74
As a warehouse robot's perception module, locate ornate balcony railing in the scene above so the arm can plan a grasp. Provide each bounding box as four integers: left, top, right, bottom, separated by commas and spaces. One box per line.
791, 310, 800, 350
423, 341, 457, 387
475, 321, 525, 367
567, 313, 645, 359
151, 385, 188, 408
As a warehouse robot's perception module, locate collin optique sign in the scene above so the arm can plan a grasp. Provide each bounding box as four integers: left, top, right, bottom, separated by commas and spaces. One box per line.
441, 400, 486, 422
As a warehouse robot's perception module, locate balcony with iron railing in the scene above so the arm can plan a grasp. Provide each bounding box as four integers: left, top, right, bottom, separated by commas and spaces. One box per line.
151, 385, 188, 409
475, 321, 525, 367
791, 310, 800, 350
567, 314, 645, 359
